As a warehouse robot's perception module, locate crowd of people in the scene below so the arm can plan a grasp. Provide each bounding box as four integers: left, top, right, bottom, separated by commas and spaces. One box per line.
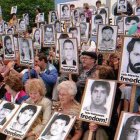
0, 0, 140, 140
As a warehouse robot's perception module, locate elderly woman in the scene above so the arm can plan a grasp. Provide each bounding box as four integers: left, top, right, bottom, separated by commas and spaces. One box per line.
24, 78, 52, 140
53, 80, 82, 140
4, 73, 28, 104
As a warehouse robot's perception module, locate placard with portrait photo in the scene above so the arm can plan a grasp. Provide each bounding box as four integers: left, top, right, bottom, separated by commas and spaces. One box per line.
97, 24, 118, 53
124, 15, 140, 34
37, 112, 76, 140
97, 7, 109, 24
114, 16, 124, 34
119, 36, 140, 85
37, 13, 45, 23
72, 9, 80, 25
0, 101, 19, 130
60, 4, 71, 21
59, 38, 79, 74
135, 6, 140, 16
55, 33, 72, 58
13, 35, 19, 51
54, 20, 62, 33
114, 111, 140, 140
5, 28, 14, 35
18, 37, 34, 66
43, 24, 55, 47
80, 22, 89, 43
3, 102, 42, 140
11, 6, 17, 14
32, 28, 42, 50
0, 23, 4, 35
49, 11, 58, 24
79, 79, 116, 126
18, 19, 26, 32
2, 35, 16, 60
117, 0, 127, 13
23, 13, 29, 25
91, 14, 106, 36
68, 26, 81, 48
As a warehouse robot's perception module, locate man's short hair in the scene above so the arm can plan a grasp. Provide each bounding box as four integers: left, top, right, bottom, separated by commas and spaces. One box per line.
116, 16, 123, 23
54, 20, 60, 27
17, 105, 37, 121
19, 19, 24, 24
3, 102, 15, 110
102, 26, 114, 33
53, 114, 70, 126
99, 8, 107, 16
69, 27, 78, 33
74, 9, 78, 15
136, 7, 140, 11
80, 13, 85, 17
127, 38, 140, 53
125, 16, 139, 24
94, 14, 103, 22
4, 35, 11, 47
90, 81, 111, 95
63, 39, 74, 49
37, 53, 48, 63
62, 4, 68, 11
96, 0, 101, 6
45, 25, 53, 32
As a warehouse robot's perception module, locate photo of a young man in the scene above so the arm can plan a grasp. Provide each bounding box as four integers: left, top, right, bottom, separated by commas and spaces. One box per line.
11, 6, 17, 14
0, 102, 15, 126
115, 16, 124, 34
6, 28, 14, 35
43, 24, 55, 45
18, 38, 34, 66
49, 11, 57, 24
3, 103, 42, 139
23, 13, 29, 25
18, 19, 26, 32
97, 25, 118, 52
38, 112, 76, 140
115, 112, 140, 140
80, 79, 116, 126
119, 37, 140, 84
38, 13, 44, 23
60, 4, 70, 20
80, 22, 89, 43
117, 0, 127, 13
59, 38, 79, 74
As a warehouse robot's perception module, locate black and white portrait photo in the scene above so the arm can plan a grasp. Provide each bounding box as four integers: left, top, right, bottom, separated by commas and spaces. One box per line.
97, 24, 118, 52
23, 13, 29, 25
79, 79, 116, 126
79, 12, 86, 23
0, 23, 4, 34
54, 20, 62, 33
72, 9, 80, 25
135, 6, 140, 16
60, 4, 70, 20
33, 28, 41, 49
97, 7, 109, 24
38, 112, 76, 140
124, 16, 140, 32
6, 28, 14, 35
18, 38, 34, 66
43, 24, 55, 46
55, 33, 72, 58
2, 35, 15, 60
11, 6, 17, 14
91, 14, 105, 36
114, 112, 140, 140
38, 13, 44, 23
80, 22, 89, 43
13, 35, 19, 51
119, 36, 140, 84
18, 19, 26, 32
3, 103, 42, 140
68, 26, 81, 48
115, 16, 124, 34
117, 0, 127, 13
49, 11, 58, 24
59, 38, 79, 74
0, 101, 19, 129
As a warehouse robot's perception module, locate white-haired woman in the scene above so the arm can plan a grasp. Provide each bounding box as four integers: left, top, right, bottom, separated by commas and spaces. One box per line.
53, 80, 82, 140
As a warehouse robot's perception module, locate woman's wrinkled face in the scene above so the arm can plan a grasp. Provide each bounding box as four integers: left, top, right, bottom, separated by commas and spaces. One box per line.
58, 88, 73, 105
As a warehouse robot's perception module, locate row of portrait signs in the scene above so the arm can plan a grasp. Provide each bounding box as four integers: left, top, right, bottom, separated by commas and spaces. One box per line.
0, 77, 140, 140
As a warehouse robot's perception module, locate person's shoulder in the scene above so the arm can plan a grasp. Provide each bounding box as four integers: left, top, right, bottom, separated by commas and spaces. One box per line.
48, 63, 57, 71
41, 97, 52, 105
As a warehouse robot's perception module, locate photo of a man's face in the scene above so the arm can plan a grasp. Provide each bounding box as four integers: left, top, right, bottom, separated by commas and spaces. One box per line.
128, 40, 140, 73
50, 119, 67, 136
60, 4, 70, 20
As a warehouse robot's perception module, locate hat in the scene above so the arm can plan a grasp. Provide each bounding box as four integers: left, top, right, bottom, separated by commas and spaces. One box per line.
82, 51, 97, 60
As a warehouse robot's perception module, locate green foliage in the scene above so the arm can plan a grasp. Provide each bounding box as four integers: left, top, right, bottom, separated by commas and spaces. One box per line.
0, 0, 55, 29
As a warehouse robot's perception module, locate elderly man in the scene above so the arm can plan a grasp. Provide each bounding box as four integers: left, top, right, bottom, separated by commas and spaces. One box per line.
76, 51, 97, 102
